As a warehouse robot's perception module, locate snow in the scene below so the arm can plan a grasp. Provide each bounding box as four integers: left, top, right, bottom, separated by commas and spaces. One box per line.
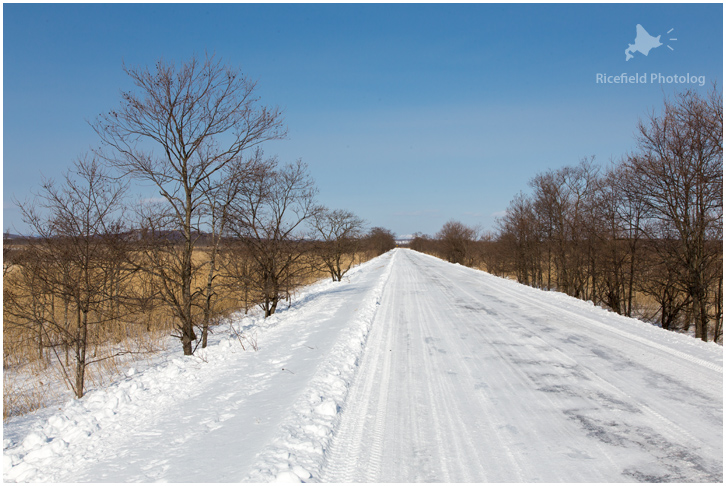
3, 248, 723, 482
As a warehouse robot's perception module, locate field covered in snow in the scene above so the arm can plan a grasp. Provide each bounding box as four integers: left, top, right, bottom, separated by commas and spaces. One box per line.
3, 249, 723, 482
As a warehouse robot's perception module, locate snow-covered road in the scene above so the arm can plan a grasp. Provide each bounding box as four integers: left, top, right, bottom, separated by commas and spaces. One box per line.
4, 252, 395, 482
4, 248, 722, 482
320, 249, 722, 482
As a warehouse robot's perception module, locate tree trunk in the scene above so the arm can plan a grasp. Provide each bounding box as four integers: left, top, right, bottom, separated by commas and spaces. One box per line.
626, 243, 636, 317
75, 307, 88, 398
714, 274, 723, 342
181, 244, 195, 355
201, 248, 218, 349
181, 187, 196, 355
201, 302, 211, 349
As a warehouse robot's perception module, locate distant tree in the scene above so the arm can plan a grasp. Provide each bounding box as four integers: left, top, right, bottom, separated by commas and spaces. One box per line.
529, 170, 562, 290
436, 220, 478, 266
93, 54, 285, 355
525, 158, 600, 296
608, 162, 648, 317
588, 168, 629, 314
409, 232, 434, 254
559, 159, 600, 299
637, 237, 692, 331
312, 208, 365, 281
497, 194, 541, 285
365, 227, 396, 256
477, 231, 503, 275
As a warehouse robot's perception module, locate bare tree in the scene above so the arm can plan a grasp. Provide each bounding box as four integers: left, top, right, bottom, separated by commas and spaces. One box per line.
529, 170, 563, 290
227, 156, 319, 317
4, 245, 55, 365
527, 159, 600, 297
486, 89, 721, 343
365, 227, 396, 256
196, 158, 252, 347
497, 193, 541, 285
636, 236, 692, 331
588, 167, 629, 314
436, 220, 478, 267
409, 233, 431, 253
560, 158, 600, 299
11, 156, 128, 398
626, 88, 723, 341
312, 208, 365, 281
607, 162, 648, 317
93, 54, 285, 355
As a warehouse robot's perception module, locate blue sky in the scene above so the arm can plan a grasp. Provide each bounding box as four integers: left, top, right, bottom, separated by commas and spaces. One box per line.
3, 3, 723, 237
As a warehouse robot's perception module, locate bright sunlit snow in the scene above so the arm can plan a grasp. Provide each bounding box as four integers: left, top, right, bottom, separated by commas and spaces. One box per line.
3, 249, 723, 482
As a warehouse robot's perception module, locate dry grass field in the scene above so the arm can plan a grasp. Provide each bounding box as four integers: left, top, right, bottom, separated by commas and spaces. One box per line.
3, 244, 372, 420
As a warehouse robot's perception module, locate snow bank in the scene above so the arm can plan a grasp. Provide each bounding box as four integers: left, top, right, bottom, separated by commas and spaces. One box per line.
3, 251, 396, 483
412, 250, 723, 369
244, 251, 395, 482
4, 354, 206, 482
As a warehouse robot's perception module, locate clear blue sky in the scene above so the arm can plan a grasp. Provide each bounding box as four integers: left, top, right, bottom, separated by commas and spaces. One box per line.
3, 3, 723, 237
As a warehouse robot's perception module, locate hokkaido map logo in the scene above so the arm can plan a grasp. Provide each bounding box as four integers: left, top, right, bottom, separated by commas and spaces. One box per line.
596, 24, 706, 87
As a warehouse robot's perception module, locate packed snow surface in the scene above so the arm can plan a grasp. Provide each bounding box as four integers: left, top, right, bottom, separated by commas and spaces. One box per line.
3, 249, 723, 482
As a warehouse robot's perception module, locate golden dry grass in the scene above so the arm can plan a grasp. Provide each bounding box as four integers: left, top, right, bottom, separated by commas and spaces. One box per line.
3, 246, 373, 420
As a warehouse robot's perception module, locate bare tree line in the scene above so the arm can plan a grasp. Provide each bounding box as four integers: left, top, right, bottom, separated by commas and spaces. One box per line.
410, 221, 487, 267
4, 54, 392, 400
412, 88, 722, 343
